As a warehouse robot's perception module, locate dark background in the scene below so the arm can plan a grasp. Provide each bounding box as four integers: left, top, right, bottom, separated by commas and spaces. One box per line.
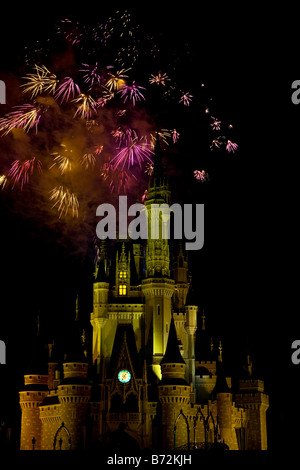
0, 3, 299, 456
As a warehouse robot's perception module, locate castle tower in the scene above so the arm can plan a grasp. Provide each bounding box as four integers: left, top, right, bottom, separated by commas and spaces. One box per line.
91, 247, 109, 375
173, 243, 189, 310
56, 315, 91, 450
158, 316, 190, 450
184, 282, 198, 391
235, 355, 269, 450
142, 136, 175, 379
212, 343, 236, 450
115, 242, 131, 296
19, 319, 49, 450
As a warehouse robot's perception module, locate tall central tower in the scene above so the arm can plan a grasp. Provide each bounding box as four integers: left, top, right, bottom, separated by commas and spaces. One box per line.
142, 138, 175, 379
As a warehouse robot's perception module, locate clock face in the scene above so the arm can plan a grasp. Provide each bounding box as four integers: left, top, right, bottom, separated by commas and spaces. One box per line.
118, 369, 131, 383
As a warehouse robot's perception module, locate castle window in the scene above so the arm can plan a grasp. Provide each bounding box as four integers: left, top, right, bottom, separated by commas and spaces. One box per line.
119, 284, 127, 296
119, 271, 127, 279
157, 305, 160, 315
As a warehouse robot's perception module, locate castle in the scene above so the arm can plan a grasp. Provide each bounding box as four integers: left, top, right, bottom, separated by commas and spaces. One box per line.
19, 144, 269, 451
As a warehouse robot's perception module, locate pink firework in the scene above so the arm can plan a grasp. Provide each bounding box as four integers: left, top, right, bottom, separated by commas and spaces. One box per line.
8, 157, 43, 189
0, 103, 42, 135
171, 129, 180, 144
110, 134, 153, 170
118, 81, 146, 106
210, 116, 221, 130
226, 140, 238, 153
179, 92, 193, 106
94, 145, 104, 155
194, 170, 209, 182
149, 72, 170, 86
80, 62, 103, 86
55, 77, 81, 103
144, 162, 154, 176
142, 189, 149, 202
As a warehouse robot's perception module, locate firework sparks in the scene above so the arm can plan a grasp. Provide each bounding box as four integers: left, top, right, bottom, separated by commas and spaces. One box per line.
111, 129, 153, 170
0, 13, 238, 221
142, 188, 148, 202
171, 129, 180, 144
210, 116, 221, 130
149, 72, 170, 86
55, 77, 81, 103
179, 92, 193, 106
105, 68, 130, 91
72, 93, 97, 119
97, 87, 114, 107
210, 136, 226, 150
149, 130, 171, 150
21, 65, 58, 98
80, 153, 96, 169
194, 170, 209, 182
144, 162, 154, 175
80, 62, 103, 86
49, 186, 79, 218
0, 175, 7, 189
50, 153, 72, 174
117, 81, 146, 106
226, 140, 238, 153
8, 157, 43, 189
94, 145, 103, 155
0, 103, 42, 135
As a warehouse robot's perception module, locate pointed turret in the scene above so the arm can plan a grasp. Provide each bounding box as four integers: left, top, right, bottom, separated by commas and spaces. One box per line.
152, 130, 164, 188
147, 132, 170, 204
158, 315, 190, 449
161, 315, 185, 366
212, 341, 233, 448
19, 313, 49, 450
212, 342, 230, 395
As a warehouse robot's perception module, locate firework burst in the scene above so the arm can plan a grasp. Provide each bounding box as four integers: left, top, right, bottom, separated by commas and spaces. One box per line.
118, 81, 146, 106
55, 77, 81, 103
194, 170, 209, 182
8, 157, 43, 189
0, 11, 238, 221
105, 68, 130, 91
73, 93, 98, 119
49, 186, 79, 218
21, 65, 58, 98
0, 103, 43, 135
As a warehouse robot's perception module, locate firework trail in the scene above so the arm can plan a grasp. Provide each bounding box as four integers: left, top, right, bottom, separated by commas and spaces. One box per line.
0, 103, 43, 135
49, 186, 79, 218
8, 157, 43, 189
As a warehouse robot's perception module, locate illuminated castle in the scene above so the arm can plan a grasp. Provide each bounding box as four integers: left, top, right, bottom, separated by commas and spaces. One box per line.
19, 144, 269, 451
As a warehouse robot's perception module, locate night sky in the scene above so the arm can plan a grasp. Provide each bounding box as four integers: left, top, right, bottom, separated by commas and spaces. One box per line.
0, 4, 299, 455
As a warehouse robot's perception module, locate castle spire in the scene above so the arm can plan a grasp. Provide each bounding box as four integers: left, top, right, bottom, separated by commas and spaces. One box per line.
152, 131, 163, 187
160, 315, 185, 365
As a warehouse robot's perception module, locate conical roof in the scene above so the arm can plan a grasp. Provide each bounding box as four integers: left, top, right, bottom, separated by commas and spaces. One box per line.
63, 319, 87, 363
160, 316, 185, 365
212, 359, 230, 395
